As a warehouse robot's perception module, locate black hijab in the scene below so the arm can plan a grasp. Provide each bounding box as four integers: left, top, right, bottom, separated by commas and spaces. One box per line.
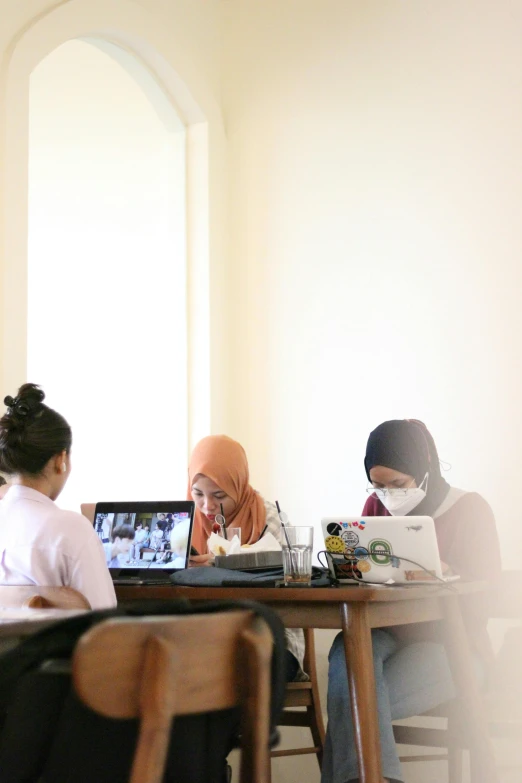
364, 419, 450, 516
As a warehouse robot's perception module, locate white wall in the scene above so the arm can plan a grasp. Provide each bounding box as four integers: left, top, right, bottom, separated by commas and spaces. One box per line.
222, 6, 522, 778
0, 2, 520, 781
5, 2, 521, 545
223, 0, 522, 568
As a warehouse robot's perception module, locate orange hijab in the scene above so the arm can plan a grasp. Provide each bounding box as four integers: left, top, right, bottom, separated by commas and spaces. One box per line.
188, 435, 266, 554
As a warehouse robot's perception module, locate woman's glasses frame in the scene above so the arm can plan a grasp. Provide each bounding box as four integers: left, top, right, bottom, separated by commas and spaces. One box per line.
365, 479, 416, 498
365, 472, 428, 498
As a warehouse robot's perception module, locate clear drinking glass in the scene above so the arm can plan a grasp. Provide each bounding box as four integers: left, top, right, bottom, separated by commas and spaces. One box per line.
281, 526, 313, 586
226, 527, 241, 544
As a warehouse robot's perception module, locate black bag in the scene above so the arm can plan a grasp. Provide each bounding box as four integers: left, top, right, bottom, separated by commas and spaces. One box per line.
170, 565, 330, 587
0, 599, 286, 783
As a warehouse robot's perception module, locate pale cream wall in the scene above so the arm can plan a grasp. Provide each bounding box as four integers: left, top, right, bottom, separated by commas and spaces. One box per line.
2, 1, 520, 552
223, 0, 522, 567
0, 2, 520, 780
222, 7, 522, 778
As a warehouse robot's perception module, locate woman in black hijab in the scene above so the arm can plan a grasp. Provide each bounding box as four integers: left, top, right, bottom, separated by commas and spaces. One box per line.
322, 419, 501, 783
364, 419, 450, 517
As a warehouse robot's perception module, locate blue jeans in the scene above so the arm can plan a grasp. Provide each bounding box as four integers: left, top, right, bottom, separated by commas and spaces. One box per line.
321, 629, 456, 783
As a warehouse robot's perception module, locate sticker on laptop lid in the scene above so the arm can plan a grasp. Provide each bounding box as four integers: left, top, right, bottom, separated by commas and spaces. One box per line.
329, 553, 363, 581
341, 530, 359, 548
368, 538, 393, 566
339, 520, 366, 530
405, 569, 436, 581
325, 535, 345, 553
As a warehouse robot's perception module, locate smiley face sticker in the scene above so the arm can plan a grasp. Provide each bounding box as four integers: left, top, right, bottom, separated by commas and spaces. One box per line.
325, 535, 345, 553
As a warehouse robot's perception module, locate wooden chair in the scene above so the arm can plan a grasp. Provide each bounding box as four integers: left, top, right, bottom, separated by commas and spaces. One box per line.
80, 503, 96, 523
271, 628, 325, 770
0, 585, 91, 610
392, 570, 522, 781
72, 609, 274, 783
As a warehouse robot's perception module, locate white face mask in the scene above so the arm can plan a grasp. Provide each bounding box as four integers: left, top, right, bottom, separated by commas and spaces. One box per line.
376, 473, 429, 516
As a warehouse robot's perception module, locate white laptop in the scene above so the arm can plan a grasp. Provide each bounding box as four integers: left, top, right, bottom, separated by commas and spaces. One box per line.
321, 516, 457, 585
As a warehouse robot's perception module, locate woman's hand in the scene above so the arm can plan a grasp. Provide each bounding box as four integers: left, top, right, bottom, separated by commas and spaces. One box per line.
189, 553, 214, 568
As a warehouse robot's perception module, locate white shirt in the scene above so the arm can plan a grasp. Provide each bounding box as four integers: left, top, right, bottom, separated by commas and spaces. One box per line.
0, 485, 116, 610
134, 529, 148, 544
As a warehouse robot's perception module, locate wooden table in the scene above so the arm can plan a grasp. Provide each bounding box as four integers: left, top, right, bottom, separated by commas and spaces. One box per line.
116, 581, 497, 783
0, 607, 87, 653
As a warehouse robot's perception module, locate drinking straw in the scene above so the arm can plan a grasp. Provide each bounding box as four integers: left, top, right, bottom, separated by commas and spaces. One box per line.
220, 503, 227, 539
275, 500, 298, 579
275, 501, 292, 548
257, 524, 268, 542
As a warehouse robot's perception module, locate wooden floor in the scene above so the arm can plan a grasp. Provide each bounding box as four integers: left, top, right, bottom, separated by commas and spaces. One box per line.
402, 761, 520, 783
244, 735, 521, 783
231, 736, 519, 782
400, 740, 521, 783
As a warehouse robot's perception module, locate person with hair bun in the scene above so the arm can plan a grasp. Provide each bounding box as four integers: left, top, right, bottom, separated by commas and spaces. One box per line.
0, 475, 9, 500
0, 384, 116, 609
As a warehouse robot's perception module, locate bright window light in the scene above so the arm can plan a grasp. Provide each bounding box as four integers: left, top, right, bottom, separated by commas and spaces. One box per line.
28, 39, 187, 509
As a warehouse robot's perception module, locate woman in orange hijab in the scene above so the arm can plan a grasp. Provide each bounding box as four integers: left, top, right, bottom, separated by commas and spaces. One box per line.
187, 434, 305, 681
188, 435, 267, 557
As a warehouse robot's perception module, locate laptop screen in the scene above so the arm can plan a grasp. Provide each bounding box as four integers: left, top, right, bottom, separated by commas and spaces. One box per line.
93, 501, 195, 571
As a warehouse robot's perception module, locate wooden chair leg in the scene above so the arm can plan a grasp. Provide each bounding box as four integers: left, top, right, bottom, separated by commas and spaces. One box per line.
307, 703, 325, 768
448, 745, 464, 783
305, 629, 326, 769
131, 635, 178, 783
269, 629, 325, 775
239, 618, 273, 783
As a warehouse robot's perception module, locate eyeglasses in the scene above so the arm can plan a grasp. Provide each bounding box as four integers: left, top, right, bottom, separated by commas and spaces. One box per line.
365, 482, 414, 497
365, 472, 429, 497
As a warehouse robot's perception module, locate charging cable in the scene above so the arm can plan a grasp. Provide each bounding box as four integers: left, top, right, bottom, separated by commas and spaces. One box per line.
317, 549, 458, 593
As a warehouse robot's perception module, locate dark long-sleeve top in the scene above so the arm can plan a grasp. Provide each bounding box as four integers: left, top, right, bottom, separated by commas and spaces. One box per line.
362, 488, 501, 665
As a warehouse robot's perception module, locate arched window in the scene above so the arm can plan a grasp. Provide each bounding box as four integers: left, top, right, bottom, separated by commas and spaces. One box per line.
28, 38, 188, 505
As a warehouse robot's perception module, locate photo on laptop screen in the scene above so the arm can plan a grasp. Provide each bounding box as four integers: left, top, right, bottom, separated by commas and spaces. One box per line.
93, 501, 195, 572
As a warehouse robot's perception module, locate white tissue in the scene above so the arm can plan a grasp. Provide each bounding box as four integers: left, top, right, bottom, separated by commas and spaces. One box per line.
207, 532, 236, 557
207, 530, 281, 557
240, 531, 281, 553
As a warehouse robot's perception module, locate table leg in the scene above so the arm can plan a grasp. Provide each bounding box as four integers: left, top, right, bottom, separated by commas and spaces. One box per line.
442, 595, 498, 783
340, 602, 383, 783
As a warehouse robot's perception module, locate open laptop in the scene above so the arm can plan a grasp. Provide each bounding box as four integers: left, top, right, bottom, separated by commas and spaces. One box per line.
321, 516, 457, 585
92, 501, 195, 585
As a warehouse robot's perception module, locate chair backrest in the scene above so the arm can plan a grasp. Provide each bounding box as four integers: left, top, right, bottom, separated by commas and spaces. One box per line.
72, 609, 274, 783
0, 585, 91, 610
488, 570, 522, 618
80, 503, 96, 523
488, 571, 522, 703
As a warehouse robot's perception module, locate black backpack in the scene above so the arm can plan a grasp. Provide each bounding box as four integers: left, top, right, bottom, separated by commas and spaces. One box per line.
0, 599, 286, 783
